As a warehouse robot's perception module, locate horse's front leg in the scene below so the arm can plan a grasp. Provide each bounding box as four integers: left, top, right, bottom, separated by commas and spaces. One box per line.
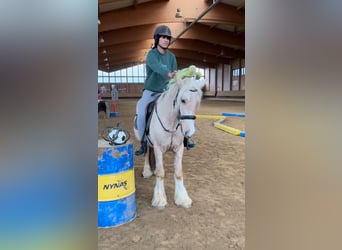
174, 146, 192, 208
151, 147, 167, 209
142, 147, 153, 178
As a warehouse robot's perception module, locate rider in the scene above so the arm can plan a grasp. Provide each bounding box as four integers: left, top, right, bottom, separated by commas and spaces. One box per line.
134, 25, 195, 156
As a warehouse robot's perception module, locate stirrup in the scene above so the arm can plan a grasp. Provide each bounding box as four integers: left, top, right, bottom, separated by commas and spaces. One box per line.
135, 141, 147, 156
184, 137, 196, 150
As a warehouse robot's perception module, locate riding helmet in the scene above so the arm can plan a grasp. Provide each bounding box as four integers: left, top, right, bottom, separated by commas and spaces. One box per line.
153, 25, 172, 40
153, 25, 172, 49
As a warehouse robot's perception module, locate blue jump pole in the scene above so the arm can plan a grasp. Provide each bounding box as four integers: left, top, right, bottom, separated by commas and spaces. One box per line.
222, 112, 246, 117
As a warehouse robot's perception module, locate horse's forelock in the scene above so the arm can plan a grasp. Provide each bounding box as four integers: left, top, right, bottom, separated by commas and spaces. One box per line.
174, 78, 203, 111
184, 78, 204, 96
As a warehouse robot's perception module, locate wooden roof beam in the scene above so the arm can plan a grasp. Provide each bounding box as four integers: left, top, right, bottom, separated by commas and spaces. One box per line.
170, 39, 244, 58
99, 0, 243, 32
98, 39, 154, 55
99, 23, 244, 50
173, 23, 244, 49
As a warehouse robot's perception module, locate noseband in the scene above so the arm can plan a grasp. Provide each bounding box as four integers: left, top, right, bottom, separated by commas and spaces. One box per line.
178, 113, 196, 120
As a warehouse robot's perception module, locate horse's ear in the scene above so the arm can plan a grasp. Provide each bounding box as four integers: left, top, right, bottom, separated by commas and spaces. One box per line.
201, 84, 207, 93
197, 78, 207, 91
195, 79, 207, 100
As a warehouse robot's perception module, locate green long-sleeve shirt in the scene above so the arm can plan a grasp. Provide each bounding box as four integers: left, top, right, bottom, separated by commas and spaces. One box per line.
144, 48, 177, 93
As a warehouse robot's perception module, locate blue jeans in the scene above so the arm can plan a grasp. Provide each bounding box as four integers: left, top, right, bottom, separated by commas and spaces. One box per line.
136, 90, 161, 140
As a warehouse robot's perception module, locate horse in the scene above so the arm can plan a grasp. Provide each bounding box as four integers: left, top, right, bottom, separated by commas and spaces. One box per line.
134, 70, 206, 209
98, 100, 107, 118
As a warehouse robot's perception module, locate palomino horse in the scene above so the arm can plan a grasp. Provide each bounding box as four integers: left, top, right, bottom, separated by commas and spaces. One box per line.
134, 69, 206, 209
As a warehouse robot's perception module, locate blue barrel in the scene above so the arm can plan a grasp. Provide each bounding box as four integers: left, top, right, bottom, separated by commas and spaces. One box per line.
98, 141, 136, 228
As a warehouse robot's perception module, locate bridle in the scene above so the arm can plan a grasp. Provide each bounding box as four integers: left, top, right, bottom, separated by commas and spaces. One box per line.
154, 87, 197, 135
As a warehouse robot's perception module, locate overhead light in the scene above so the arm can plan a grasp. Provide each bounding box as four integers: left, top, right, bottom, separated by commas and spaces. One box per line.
98, 19, 101, 25
105, 63, 109, 66
99, 36, 104, 43
104, 58, 108, 62
102, 49, 107, 54
175, 8, 183, 18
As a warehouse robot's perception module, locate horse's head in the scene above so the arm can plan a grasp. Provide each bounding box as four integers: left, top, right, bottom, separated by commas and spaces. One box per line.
175, 77, 206, 138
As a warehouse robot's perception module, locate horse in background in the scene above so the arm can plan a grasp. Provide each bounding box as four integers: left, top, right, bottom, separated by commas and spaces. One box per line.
134, 66, 206, 209
98, 90, 107, 118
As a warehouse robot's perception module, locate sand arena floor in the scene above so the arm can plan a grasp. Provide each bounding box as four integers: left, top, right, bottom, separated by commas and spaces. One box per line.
98, 98, 245, 250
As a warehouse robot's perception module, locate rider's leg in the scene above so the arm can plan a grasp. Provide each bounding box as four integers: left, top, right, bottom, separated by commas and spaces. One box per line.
135, 90, 156, 156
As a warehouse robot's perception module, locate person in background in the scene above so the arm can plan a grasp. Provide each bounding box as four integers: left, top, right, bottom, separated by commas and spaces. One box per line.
134, 25, 195, 156
98, 89, 103, 101
100, 85, 107, 94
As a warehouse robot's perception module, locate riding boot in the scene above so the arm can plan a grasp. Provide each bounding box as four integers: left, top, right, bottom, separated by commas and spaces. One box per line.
184, 137, 196, 150
135, 141, 147, 156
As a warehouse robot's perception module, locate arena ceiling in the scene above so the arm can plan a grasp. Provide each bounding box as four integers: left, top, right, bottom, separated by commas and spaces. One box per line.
98, 0, 245, 72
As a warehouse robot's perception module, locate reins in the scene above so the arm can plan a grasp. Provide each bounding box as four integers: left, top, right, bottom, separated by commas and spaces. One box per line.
154, 101, 181, 133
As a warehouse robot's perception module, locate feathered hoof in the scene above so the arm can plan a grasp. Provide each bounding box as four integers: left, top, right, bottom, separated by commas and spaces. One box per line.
152, 197, 167, 209
152, 204, 167, 209
175, 197, 192, 208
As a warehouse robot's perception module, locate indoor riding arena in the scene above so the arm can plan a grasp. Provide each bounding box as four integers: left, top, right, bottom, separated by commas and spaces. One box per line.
5, 0, 340, 249
98, 98, 245, 250
98, 0, 245, 249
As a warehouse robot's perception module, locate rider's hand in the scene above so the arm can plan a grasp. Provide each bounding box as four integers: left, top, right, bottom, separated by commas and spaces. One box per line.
168, 71, 177, 78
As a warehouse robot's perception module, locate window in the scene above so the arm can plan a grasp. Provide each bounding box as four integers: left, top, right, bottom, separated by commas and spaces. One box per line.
98, 64, 147, 84
232, 69, 239, 77
241, 67, 246, 75
232, 67, 246, 77
98, 64, 205, 83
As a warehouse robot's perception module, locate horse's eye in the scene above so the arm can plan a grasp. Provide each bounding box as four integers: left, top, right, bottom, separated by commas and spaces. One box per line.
181, 99, 186, 104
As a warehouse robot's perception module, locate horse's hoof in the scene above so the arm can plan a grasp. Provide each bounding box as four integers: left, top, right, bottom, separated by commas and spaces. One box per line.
152, 204, 166, 209
152, 199, 167, 209
175, 198, 192, 208
179, 203, 192, 208
176, 203, 192, 208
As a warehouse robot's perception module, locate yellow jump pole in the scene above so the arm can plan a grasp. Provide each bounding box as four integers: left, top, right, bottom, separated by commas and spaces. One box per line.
214, 122, 242, 136
196, 115, 225, 120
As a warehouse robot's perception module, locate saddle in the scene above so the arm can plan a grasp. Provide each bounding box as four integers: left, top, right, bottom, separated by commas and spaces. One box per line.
143, 100, 156, 140
134, 98, 157, 142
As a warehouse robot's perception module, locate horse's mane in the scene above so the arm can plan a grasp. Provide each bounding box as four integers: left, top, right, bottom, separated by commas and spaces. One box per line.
155, 65, 206, 120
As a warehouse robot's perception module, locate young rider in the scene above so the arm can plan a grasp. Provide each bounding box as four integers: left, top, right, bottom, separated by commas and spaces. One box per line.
134, 25, 195, 156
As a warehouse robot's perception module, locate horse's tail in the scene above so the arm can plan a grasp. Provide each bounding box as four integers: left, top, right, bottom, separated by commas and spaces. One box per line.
148, 146, 156, 173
